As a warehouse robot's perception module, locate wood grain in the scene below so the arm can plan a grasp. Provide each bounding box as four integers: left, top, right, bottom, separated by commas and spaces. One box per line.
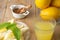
0, 0, 8, 23
0, 0, 60, 40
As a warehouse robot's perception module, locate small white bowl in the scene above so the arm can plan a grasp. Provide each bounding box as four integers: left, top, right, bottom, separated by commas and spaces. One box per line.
10, 5, 30, 19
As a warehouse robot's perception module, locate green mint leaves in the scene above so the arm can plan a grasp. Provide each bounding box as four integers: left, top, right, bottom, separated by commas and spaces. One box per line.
0, 22, 11, 29
11, 26, 21, 40
0, 22, 21, 40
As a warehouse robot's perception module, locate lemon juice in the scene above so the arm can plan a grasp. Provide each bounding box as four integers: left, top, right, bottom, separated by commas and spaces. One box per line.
35, 21, 55, 40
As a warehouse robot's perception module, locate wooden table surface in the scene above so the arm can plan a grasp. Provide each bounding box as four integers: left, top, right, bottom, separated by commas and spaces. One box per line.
0, 0, 60, 40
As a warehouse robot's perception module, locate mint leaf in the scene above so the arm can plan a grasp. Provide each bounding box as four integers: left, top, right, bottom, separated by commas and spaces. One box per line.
12, 27, 21, 40
0, 22, 21, 40
0, 22, 10, 29
7, 23, 21, 40
6, 23, 16, 29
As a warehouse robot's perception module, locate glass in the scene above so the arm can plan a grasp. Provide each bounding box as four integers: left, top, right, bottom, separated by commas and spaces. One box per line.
33, 17, 56, 40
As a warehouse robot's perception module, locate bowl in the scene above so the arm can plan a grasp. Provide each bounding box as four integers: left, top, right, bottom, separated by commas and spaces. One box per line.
10, 5, 30, 19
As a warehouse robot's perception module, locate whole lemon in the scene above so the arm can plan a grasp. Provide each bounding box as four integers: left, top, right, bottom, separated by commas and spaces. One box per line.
52, 0, 60, 8
40, 7, 59, 20
58, 9, 60, 18
35, 0, 51, 9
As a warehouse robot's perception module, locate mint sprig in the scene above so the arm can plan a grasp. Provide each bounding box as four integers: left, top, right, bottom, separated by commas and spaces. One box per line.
0, 22, 10, 29
11, 26, 21, 40
0, 22, 21, 40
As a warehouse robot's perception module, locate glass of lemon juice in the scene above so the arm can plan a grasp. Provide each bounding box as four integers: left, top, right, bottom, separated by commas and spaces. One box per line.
33, 18, 56, 40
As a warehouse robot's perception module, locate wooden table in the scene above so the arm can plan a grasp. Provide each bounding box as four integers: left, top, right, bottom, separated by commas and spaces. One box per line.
0, 0, 60, 40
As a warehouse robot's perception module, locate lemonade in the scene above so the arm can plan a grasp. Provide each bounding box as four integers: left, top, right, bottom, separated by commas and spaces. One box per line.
34, 21, 55, 40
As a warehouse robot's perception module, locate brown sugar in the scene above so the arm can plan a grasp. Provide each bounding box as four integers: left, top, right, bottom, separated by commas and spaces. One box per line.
13, 5, 32, 14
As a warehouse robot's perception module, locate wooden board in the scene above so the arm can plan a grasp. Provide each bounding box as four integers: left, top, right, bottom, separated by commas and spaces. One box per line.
0, 0, 7, 23
0, 0, 60, 40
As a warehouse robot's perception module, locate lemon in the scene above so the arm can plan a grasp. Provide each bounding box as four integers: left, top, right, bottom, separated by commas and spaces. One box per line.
4, 30, 15, 40
0, 28, 7, 33
58, 9, 60, 18
52, 0, 60, 8
35, 0, 51, 9
0, 28, 7, 40
40, 7, 59, 20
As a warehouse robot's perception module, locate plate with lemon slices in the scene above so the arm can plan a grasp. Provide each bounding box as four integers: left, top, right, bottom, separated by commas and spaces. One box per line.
0, 19, 30, 40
